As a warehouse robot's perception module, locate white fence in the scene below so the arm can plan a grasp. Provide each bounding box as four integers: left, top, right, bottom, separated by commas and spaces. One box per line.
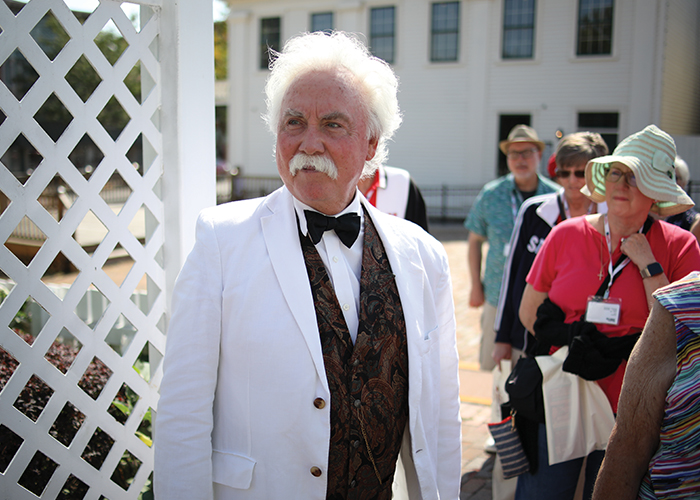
0, 0, 203, 497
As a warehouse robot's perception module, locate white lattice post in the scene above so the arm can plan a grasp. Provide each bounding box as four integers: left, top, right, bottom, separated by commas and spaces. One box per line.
0, 0, 215, 498
160, 0, 217, 304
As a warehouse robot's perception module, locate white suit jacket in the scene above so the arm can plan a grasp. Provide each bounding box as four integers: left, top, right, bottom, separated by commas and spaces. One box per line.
154, 187, 461, 500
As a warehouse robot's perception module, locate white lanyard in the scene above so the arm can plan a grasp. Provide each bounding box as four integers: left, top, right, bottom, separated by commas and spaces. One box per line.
602, 214, 643, 299
510, 190, 523, 221
560, 195, 593, 220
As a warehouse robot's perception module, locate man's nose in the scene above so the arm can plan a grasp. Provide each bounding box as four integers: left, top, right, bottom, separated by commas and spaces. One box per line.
299, 127, 324, 155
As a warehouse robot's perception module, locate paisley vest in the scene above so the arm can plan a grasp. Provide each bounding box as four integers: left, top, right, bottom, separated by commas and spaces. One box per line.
300, 209, 409, 500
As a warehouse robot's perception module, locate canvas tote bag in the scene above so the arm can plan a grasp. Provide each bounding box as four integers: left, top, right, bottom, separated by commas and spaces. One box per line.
536, 346, 615, 465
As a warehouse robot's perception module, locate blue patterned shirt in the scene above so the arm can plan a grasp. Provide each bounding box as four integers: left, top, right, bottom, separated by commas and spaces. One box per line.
464, 173, 560, 306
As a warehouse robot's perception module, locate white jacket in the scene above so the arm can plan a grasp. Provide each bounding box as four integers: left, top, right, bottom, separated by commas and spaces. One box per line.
154, 187, 461, 499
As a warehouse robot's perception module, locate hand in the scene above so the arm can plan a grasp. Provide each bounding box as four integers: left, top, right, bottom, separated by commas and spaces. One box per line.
492, 342, 512, 366
620, 233, 656, 269
469, 283, 485, 307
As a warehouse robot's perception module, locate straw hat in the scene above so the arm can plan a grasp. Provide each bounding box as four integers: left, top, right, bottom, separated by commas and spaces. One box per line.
499, 124, 545, 155
581, 125, 694, 216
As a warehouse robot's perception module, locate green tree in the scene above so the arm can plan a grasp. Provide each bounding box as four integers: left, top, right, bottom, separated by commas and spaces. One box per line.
214, 21, 227, 80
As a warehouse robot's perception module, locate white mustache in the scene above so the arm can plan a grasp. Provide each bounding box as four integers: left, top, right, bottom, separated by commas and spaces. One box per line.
289, 154, 338, 180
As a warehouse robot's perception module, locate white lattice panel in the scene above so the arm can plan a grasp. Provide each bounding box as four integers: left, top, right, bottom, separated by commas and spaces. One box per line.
0, 1, 165, 498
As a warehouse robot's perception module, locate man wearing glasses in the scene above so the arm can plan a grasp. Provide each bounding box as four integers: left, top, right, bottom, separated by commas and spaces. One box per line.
494, 132, 609, 367
464, 124, 559, 498
465, 124, 559, 373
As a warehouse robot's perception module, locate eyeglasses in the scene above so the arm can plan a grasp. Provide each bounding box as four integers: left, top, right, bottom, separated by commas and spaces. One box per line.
555, 170, 586, 179
605, 167, 637, 188
507, 149, 537, 160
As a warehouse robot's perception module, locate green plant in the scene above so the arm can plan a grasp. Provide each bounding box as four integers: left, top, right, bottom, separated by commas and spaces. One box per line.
0, 289, 31, 335
1, 334, 152, 495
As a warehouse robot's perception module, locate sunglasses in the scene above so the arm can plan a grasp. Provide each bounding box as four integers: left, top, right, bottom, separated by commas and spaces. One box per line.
605, 167, 637, 188
555, 170, 586, 179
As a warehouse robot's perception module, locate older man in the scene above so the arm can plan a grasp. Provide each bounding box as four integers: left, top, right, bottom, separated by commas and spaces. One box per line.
465, 125, 559, 372
154, 32, 461, 500
464, 125, 558, 500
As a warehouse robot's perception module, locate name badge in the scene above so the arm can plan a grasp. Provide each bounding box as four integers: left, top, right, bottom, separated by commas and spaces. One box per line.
585, 296, 621, 325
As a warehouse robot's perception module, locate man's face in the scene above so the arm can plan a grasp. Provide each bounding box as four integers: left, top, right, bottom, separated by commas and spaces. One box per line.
276, 69, 378, 215
506, 142, 541, 184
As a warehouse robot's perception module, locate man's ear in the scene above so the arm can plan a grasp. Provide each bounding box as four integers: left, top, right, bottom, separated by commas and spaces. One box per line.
366, 136, 379, 161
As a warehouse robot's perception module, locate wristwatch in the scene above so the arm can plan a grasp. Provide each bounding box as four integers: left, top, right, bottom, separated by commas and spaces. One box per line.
640, 262, 663, 279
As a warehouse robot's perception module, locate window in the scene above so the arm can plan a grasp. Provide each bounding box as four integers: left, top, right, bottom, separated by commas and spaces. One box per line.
577, 0, 614, 56
259, 17, 280, 70
578, 112, 619, 151
502, 0, 536, 59
311, 12, 333, 33
370, 7, 395, 63
431, 2, 460, 62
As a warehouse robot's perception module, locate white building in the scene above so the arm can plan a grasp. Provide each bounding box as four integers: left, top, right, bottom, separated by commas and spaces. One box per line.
224, 0, 700, 188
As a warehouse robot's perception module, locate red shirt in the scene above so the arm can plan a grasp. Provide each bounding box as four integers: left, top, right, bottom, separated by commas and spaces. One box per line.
527, 217, 700, 412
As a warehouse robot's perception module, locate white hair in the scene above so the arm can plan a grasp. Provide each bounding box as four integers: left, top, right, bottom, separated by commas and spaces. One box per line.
264, 31, 402, 177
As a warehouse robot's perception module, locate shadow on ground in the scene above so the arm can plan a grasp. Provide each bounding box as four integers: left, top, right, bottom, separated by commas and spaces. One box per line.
460, 454, 494, 500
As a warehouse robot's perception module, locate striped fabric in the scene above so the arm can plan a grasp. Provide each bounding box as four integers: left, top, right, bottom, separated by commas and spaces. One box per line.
488, 416, 530, 479
582, 124, 694, 217
639, 271, 700, 499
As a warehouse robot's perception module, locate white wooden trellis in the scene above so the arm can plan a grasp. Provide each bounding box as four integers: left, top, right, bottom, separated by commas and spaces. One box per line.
0, 0, 216, 498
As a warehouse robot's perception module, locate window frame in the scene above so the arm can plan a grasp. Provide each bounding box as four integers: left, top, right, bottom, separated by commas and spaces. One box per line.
259, 17, 281, 70
502, 0, 536, 60
576, 0, 614, 56
311, 12, 334, 33
430, 2, 460, 63
577, 111, 619, 152
370, 6, 396, 64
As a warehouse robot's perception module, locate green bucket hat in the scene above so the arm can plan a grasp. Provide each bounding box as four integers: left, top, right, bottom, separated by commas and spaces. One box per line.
581, 125, 694, 216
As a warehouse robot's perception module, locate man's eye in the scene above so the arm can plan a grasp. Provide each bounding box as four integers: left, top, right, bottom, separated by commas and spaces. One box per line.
283, 119, 305, 130
326, 122, 341, 129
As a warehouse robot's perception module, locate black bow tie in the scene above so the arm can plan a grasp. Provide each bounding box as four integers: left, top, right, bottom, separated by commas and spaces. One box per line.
304, 210, 361, 248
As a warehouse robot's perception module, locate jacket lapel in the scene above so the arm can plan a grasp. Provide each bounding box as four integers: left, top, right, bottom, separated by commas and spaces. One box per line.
261, 188, 329, 391
363, 201, 431, 417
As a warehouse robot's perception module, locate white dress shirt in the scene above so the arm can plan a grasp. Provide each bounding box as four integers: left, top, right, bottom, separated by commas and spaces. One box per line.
293, 192, 364, 343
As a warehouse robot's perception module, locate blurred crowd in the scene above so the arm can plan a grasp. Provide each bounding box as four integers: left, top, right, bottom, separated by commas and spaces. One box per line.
465, 123, 700, 500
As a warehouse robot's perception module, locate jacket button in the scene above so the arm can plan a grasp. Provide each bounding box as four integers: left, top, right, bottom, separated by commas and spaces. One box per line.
354, 399, 361, 408
313, 398, 326, 409
352, 359, 360, 367
310, 466, 322, 477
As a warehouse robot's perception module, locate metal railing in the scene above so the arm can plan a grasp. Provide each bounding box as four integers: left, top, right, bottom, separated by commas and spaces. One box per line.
421, 185, 483, 222
17, 174, 700, 243
216, 174, 283, 204
215, 174, 482, 221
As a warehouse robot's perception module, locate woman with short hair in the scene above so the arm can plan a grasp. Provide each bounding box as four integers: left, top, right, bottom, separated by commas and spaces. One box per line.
494, 131, 609, 366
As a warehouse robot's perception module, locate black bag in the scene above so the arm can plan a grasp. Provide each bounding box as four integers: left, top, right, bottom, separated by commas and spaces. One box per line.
505, 356, 544, 423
